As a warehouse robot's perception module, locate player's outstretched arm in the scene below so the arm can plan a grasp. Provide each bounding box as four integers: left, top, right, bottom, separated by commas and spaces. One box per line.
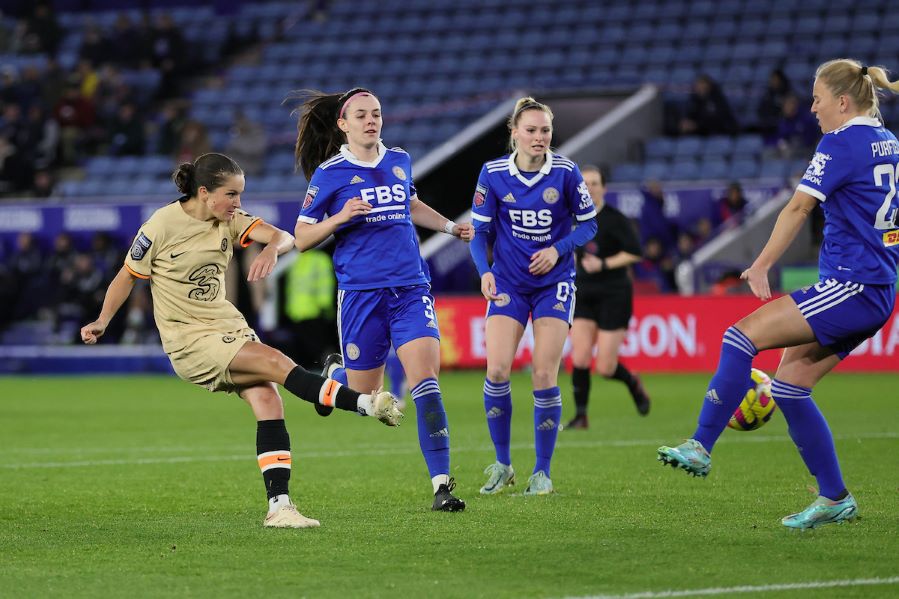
741, 190, 818, 300
409, 197, 474, 241
80, 266, 137, 344
246, 222, 295, 282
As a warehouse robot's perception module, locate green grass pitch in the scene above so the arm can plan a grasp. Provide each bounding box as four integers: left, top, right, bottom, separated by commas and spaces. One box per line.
1, 372, 897, 598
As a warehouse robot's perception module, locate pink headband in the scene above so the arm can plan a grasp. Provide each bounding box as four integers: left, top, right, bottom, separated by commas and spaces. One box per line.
339, 92, 372, 119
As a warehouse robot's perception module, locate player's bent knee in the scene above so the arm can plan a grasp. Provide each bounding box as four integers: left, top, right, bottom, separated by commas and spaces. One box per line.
486, 365, 512, 383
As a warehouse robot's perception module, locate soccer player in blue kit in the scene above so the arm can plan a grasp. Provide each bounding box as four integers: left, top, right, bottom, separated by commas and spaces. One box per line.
469, 97, 598, 496
659, 59, 899, 529
290, 88, 474, 511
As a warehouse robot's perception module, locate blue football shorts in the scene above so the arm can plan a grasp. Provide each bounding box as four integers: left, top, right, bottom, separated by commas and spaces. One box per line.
486, 274, 576, 327
337, 284, 440, 370
790, 277, 895, 359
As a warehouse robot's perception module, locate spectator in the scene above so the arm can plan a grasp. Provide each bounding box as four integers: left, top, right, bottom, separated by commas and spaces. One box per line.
76, 59, 100, 100
680, 74, 737, 136
713, 181, 749, 229
23, 2, 61, 55
107, 102, 146, 156
632, 237, 677, 293
175, 119, 211, 162
639, 180, 678, 257
30, 168, 53, 197
773, 94, 819, 158
9, 232, 44, 319
757, 68, 792, 137
107, 13, 141, 68
53, 79, 96, 165
151, 13, 186, 98
225, 110, 267, 176
79, 23, 108, 66
39, 58, 66, 110
154, 101, 187, 155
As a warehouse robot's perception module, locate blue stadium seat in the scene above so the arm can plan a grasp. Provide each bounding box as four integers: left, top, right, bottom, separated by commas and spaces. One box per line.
701, 158, 730, 180
645, 137, 677, 161
733, 134, 764, 157
759, 159, 792, 180
670, 159, 700, 181
612, 163, 644, 183
643, 161, 670, 181
731, 158, 760, 179
704, 136, 735, 157
674, 137, 703, 158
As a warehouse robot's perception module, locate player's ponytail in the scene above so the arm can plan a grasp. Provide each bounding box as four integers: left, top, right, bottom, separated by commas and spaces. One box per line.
172, 153, 242, 199
507, 96, 554, 151
288, 87, 374, 180
816, 59, 899, 121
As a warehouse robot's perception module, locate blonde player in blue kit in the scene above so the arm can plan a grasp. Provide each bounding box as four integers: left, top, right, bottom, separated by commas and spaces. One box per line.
469, 97, 598, 496
290, 88, 474, 511
659, 59, 899, 529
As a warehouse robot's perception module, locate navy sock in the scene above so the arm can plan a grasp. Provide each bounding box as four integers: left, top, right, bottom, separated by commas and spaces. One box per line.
771, 379, 846, 500
484, 379, 512, 465
693, 326, 758, 452
533, 387, 562, 477
411, 378, 450, 478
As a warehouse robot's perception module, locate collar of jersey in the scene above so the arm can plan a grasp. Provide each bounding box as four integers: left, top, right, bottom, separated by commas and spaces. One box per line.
339, 141, 387, 167
831, 115, 881, 134
507, 150, 554, 187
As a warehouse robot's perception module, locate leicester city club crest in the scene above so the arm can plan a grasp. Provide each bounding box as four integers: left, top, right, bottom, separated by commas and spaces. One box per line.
392, 166, 407, 181
542, 187, 559, 204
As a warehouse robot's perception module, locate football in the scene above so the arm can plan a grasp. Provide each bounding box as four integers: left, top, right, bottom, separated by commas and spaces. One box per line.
727, 368, 777, 431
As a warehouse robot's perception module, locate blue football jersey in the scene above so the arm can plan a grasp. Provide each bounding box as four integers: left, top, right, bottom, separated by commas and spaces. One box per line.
471, 151, 597, 290
297, 143, 429, 290
797, 116, 899, 285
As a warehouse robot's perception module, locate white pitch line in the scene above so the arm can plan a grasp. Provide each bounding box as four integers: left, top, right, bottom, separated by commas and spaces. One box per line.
2, 431, 896, 470
567, 576, 899, 599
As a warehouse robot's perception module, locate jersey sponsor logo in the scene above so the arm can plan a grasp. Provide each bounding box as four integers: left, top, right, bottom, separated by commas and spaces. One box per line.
392, 165, 407, 181
542, 187, 559, 204
302, 185, 319, 209
346, 343, 360, 360
360, 184, 407, 204
130, 232, 152, 261
350, 175, 365, 184
222, 335, 236, 343
803, 152, 832, 185
501, 192, 515, 203
884, 229, 899, 246
509, 208, 552, 227
187, 264, 221, 301
220, 238, 228, 252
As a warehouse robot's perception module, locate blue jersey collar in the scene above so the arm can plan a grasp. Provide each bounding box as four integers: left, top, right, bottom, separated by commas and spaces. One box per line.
508, 150, 554, 187
832, 116, 881, 134
339, 141, 388, 167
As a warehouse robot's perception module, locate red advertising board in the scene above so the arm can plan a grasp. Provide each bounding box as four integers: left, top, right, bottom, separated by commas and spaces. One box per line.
435, 295, 899, 372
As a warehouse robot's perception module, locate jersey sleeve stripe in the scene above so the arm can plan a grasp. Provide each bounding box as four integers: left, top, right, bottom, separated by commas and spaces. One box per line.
576, 209, 597, 221
296, 215, 319, 224
472, 213, 492, 222
796, 184, 826, 202
239, 218, 263, 247
124, 263, 150, 279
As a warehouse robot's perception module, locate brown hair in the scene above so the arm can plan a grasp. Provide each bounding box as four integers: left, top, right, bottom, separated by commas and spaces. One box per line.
580, 164, 605, 185
816, 59, 899, 120
172, 152, 242, 199
507, 96, 554, 152
286, 87, 375, 179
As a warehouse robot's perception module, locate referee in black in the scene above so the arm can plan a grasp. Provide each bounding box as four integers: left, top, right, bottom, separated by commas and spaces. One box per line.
567, 166, 650, 430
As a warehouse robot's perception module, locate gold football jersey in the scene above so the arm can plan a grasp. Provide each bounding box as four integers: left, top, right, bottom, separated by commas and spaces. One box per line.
124, 201, 262, 353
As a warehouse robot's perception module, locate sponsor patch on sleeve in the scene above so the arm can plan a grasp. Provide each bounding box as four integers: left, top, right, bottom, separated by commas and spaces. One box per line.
884, 229, 899, 247
130, 232, 152, 261
473, 183, 487, 207
302, 185, 320, 210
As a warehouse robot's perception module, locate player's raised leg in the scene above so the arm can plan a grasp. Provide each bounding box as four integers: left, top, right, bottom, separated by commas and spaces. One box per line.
229, 341, 403, 426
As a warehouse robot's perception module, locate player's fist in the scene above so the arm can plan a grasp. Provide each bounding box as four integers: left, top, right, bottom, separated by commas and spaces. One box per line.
336, 197, 372, 223
453, 222, 474, 242
80, 320, 107, 344
480, 272, 500, 301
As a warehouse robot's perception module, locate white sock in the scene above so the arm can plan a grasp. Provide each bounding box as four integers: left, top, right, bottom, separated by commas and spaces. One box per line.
357, 393, 374, 416
431, 474, 449, 494
268, 494, 290, 514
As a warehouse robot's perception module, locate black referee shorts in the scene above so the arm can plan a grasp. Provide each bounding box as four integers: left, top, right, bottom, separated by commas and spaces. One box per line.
573, 286, 633, 331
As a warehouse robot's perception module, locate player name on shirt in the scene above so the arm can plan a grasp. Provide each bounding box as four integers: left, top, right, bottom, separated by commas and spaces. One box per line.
871, 139, 899, 157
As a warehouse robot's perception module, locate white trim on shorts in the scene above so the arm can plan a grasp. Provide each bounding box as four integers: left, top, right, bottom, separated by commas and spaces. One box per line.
796, 278, 865, 319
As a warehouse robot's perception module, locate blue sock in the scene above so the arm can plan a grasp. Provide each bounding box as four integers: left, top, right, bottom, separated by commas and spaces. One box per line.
411, 378, 450, 478
385, 351, 406, 397
331, 366, 348, 386
533, 387, 562, 477
693, 326, 758, 453
771, 379, 846, 500
484, 379, 512, 465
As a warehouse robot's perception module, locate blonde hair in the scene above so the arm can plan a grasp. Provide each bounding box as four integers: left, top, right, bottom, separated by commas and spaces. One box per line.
815, 59, 899, 121
507, 96, 554, 151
